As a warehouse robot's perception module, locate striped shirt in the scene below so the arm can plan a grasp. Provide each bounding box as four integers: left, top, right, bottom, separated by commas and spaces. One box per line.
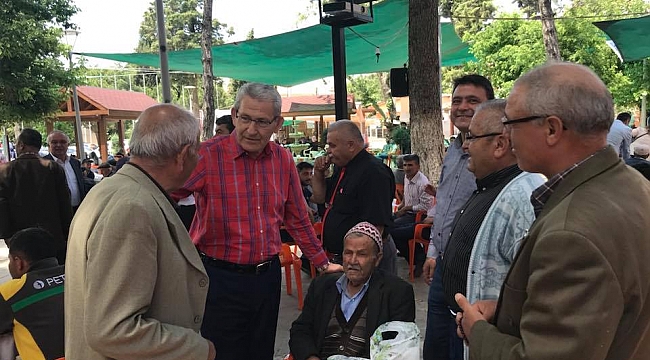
177, 133, 328, 267
403, 171, 434, 212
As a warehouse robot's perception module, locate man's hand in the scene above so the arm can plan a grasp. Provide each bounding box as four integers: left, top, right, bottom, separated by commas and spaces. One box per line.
394, 208, 406, 218
322, 262, 343, 274
421, 216, 433, 224
313, 156, 331, 175
206, 339, 216, 360
424, 184, 437, 197
423, 257, 436, 285
455, 294, 491, 344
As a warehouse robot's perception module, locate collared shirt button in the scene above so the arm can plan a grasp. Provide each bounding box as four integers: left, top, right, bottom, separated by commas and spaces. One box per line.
460, 209, 464, 214
260, 230, 264, 233
339, 345, 345, 351
199, 278, 208, 287
256, 183, 259, 186
194, 315, 201, 323
257, 206, 261, 210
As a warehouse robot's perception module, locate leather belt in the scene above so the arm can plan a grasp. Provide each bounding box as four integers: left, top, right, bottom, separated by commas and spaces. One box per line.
198, 251, 278, 275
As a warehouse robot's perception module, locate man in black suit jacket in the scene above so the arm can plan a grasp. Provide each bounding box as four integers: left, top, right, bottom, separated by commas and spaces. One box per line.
44, 130, 86, 212
0, 129, 73, 264
290, 222, 415, 360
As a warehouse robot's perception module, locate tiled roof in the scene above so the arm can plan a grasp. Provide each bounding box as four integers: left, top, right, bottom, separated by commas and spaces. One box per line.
281, 94, 355, 113
77, 86, 158, 112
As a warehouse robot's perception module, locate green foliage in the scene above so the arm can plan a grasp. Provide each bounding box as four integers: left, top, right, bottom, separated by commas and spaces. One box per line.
391, 126, 411, 154
347, 74, 383, 107
464, 0, 650, 108
0, 0, 78, 125
136, 0, 234, 108
440, 0, 497, 38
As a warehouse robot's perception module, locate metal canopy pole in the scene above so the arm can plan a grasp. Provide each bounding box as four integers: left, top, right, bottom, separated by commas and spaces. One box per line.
332, 26, 348, 121
155, 0, 172, 103
643, 59, 647, 127
69, 52, 84, 159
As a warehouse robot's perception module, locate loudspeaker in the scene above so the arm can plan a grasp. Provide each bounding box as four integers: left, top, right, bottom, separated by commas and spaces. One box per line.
390, 68, 408, 97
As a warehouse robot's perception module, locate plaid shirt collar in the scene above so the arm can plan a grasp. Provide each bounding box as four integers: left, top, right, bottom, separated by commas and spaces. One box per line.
225, 132, 273, 160
530, 148, 606, 217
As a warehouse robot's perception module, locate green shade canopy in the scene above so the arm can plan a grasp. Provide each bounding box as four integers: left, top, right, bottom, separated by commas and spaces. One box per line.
77, 0, 473, 86
594, 15, 650, 62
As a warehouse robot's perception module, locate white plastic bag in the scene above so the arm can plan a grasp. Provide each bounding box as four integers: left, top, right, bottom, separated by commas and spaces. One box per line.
370, 321, 421, 360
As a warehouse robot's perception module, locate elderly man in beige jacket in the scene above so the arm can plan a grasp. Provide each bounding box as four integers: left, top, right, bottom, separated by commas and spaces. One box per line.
65, 104, 216, 360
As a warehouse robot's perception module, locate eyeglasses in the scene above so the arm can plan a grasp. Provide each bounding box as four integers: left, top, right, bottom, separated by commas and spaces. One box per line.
465, 132, 502, 142
501, 115, 547, 127
237, 113, 277, 129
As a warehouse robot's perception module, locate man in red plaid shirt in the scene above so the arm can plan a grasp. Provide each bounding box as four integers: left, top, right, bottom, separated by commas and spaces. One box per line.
176, 83, 342, 360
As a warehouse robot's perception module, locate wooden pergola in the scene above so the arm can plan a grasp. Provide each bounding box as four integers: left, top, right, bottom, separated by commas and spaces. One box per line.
51, 86, 158, 160
280, 94, 358, 141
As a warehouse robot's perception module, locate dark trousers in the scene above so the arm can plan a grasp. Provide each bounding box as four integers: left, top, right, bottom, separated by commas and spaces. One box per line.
201, 257, 282, 360
423, 257, 463, 360
390, 223, 426, 267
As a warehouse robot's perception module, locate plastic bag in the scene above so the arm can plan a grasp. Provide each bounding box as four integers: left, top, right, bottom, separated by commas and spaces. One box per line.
369, 321, 421, 360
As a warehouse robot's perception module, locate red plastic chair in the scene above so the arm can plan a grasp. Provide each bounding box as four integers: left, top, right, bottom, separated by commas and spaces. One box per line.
408, 223, 432, 282
279, 243, 304, 310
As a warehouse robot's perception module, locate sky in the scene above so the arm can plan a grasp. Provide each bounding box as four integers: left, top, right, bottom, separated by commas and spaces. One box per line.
70, 0, 318, 66
69, 0, 517, 93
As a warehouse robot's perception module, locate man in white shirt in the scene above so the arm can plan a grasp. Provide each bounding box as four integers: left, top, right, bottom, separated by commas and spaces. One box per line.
606, 112, 632, 159
44, 131, 86, 212
394, 154, 434, 225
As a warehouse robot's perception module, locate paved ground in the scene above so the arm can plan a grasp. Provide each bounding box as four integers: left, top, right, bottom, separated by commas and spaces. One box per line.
0, 242, 429, 360
273, 257, 429, 359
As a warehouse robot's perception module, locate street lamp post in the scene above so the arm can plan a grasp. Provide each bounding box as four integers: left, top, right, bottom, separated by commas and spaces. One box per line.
64, 29, 85, 159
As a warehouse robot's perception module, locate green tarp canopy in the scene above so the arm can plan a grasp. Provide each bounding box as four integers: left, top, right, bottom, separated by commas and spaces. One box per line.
594, 15, 650, 62
78, 0, 474, 86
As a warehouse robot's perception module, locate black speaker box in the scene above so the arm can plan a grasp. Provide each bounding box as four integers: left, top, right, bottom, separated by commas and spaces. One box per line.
390, 68, 408, 97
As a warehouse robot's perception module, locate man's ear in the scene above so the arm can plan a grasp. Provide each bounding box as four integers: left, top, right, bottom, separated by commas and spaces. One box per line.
13, 255, 29, 275
546, 116, 566, 146
274, 116, 284, 133
493, 134, 510, 159
375, 252, 383, 267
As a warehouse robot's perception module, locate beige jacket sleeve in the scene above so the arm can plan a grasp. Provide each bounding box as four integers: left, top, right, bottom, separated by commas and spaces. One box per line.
83, 201, 209, 360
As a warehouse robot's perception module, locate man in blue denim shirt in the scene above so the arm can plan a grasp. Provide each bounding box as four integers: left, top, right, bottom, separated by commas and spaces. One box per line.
422, 74, 494, 360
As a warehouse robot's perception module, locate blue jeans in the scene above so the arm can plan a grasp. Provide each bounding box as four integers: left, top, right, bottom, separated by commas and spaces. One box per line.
423, 256, 463, 360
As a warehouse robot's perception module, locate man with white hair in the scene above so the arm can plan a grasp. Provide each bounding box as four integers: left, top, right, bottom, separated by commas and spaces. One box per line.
44, 130, 86, 212
290, 222, 415, 360
456, 62, 650, 360
175, 83, 341, 360
65, 104, 216, 360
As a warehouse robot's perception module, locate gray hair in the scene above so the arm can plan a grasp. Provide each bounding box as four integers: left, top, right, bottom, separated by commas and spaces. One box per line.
328, 120, 364, 143
46, 130, 70, 144
233, 83, 282, 117
129, 104, 200, 163
475, 99, 507, 133
514, 62, 614, 135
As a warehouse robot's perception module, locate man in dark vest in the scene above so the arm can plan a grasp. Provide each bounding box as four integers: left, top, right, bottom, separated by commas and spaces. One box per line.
289, 222, 415, 360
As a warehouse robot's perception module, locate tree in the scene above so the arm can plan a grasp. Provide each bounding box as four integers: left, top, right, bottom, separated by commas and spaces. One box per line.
136, 0, 233, 111
201, 0, 215, 139
409, 0, 446, 182
0, 0, 78, 125
440, 0, 496, 39
465, 0, 650, 108
539, 0, 562, 61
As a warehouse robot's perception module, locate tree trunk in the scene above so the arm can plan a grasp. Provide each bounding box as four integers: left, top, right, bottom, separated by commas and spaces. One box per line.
539, 0, 562, 61
408, 0, 445, 183
201, 0, 215, 140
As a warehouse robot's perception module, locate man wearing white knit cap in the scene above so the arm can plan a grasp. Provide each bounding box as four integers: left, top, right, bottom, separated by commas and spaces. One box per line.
290, 222, 415, 360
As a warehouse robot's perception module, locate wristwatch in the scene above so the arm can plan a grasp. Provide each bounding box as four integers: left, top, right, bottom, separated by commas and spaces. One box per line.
317, 261, 330, 273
